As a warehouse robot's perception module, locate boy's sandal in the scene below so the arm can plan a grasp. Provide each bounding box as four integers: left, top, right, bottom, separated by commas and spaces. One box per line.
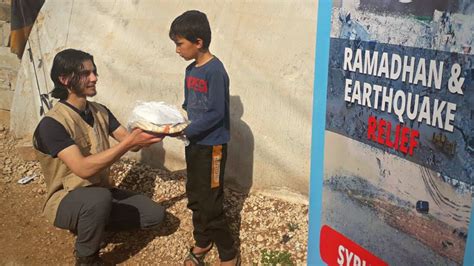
183, 243, 213, 266
234, 254, 241, 266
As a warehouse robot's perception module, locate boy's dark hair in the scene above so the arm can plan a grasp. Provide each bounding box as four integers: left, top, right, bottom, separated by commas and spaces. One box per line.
169, 10, 211, 50
50, 49, 98, 100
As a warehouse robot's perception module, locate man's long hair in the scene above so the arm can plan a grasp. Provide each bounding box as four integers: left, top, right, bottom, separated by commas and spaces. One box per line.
50, 49, 98, 100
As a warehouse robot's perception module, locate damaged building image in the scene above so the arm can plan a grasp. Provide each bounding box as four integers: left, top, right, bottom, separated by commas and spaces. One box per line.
322, 0, 473, 265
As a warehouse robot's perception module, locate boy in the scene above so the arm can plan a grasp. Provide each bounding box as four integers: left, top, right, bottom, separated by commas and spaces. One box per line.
169, 10, 239, 266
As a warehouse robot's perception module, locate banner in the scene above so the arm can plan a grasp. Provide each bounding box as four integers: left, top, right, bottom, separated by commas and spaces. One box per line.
309, 1, 473, 265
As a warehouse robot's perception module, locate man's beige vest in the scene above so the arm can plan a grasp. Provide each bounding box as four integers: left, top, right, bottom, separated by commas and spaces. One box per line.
33, 101, 114, 224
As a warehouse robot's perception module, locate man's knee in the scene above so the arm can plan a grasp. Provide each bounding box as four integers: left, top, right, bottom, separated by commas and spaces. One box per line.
142, 201, 166, 229
80, 187, 113, 217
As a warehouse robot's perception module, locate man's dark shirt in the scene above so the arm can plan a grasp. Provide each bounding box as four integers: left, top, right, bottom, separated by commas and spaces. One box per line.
33, 101, 120, 157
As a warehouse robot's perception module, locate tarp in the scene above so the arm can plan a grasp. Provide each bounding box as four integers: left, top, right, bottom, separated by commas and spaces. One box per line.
10, 0, 45, 58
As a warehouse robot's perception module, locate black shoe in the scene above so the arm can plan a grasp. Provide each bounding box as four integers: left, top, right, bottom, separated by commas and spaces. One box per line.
75, 251, 105, 266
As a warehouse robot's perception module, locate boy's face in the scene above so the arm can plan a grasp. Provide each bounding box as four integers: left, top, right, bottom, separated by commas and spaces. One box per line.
173, 36, 201, 61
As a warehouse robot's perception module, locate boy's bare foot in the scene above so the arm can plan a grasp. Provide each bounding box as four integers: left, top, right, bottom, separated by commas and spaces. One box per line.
192, 243, 212, 254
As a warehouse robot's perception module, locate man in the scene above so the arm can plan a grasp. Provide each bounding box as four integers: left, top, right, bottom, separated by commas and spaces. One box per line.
33, 48, 165, 265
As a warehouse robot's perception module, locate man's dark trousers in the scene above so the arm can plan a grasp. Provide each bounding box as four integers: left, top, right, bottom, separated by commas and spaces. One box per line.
54, 187, 165, 257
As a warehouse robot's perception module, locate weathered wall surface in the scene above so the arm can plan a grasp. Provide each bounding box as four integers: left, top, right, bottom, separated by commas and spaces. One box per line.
0, 1, 20, 111
10, 0, 318, 197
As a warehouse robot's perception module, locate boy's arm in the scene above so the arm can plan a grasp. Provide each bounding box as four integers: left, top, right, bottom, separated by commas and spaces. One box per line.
182, 77, 188, 110
184, 71, 227, 138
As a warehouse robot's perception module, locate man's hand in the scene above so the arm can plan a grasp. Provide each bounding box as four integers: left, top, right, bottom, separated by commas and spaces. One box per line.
166, 131, 184, 138
112, 127, 164, 152
127, 128, 163, 148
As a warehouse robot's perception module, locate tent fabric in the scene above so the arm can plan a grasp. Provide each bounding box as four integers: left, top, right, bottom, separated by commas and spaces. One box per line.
10, 0, 45, 58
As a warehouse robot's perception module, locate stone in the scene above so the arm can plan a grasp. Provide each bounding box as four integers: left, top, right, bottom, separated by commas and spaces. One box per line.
0, 21, 9, 47
0, 89, 12, 110
0, 3, 10, 22
0, 47, 20, 70
0, 68, 18, 91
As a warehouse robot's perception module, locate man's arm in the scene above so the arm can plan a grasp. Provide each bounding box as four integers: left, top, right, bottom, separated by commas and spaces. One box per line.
101, 105, 141, 151
58, 128, 161, 179
111, 126, 129, 142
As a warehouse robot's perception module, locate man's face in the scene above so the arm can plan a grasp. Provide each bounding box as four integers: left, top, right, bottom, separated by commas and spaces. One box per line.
173, 36, 200, 61
75, 59, 98, 97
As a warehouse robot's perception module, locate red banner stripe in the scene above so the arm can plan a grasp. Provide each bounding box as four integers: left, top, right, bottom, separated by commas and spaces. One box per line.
320, 225, 388, 266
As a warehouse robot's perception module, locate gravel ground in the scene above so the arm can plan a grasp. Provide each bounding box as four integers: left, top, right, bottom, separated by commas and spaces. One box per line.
0, 117, 309, 265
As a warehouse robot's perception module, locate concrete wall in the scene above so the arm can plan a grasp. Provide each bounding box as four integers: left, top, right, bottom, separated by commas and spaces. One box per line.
10, 0, 318, 198
0, 1, 19, 111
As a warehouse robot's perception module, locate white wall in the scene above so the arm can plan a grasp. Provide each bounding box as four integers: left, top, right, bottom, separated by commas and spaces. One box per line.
11, 0, 318, 197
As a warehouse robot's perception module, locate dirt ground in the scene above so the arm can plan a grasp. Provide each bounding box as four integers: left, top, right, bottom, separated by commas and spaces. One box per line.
0, 169, 76, 265
0, 110, 76, 265
0, 112, 74, 265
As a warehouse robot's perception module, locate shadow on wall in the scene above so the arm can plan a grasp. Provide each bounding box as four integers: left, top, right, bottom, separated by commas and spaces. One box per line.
140, 142, 166, 170
226, 95, 254, 194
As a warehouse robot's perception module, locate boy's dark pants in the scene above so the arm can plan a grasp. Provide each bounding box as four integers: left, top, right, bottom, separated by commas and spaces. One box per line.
185, 143, 236, 261
54, 187, 165, 258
